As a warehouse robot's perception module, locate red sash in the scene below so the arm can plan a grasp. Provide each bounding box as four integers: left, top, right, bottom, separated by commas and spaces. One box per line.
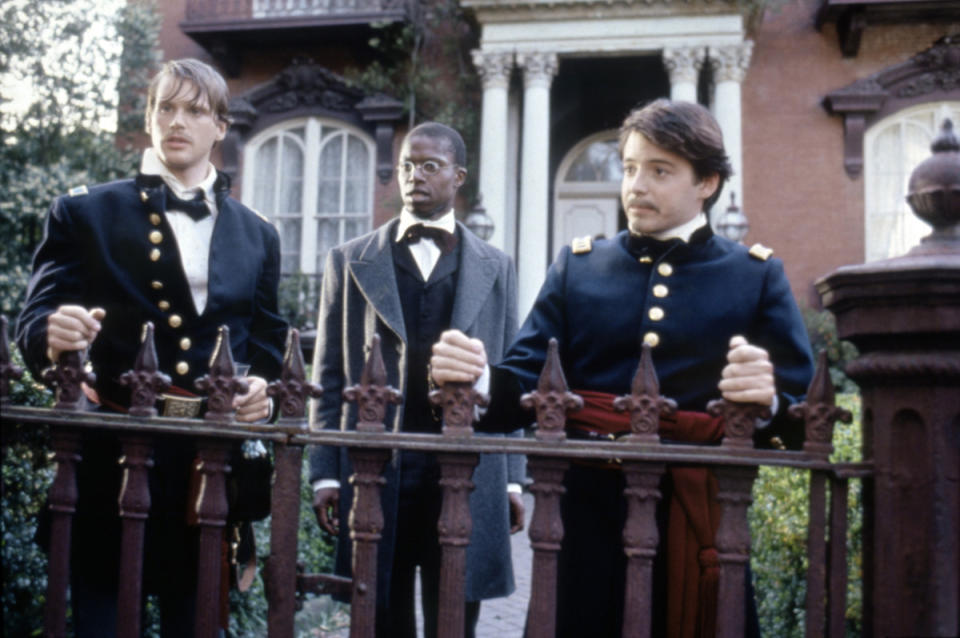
570, 389, 723, 638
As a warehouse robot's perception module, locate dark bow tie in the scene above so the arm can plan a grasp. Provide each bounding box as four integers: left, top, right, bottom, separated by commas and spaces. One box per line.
626, 233, 681, 261
165, 186, 210, 221
400, 224, 458, 255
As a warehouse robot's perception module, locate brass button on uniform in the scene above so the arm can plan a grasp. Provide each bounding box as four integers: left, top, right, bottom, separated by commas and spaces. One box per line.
180, 337, 192, 351
149, 230, 163, 245
149, 213, 162, 225
150, 248, 161, 262
151, 280, 163, 290
648, 306, 665, 321
157, 300, 170, 311
175, 361, 189, 376
168, 314, 182, 328
653, 284, 669, 298
140, 191, 149, 202
658, 263, 674, 277
643, 331, 660, 347
637, 256, 653, 264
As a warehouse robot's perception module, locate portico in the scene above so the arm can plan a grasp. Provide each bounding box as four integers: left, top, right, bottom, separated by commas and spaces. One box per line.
464, 0, 754, 314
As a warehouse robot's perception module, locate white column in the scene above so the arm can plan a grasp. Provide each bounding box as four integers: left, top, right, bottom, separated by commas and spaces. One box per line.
662, 46, 705, 103
516, 51, 558, 318
471, 49, 514, 252
708, 41, 753, 228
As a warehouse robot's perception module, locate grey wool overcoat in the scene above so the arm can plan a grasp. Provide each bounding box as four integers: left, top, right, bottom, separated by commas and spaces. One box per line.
308, 218, 526, 605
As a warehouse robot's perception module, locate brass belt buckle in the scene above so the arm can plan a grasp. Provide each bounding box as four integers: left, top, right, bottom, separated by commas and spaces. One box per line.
160, 393, 203, 418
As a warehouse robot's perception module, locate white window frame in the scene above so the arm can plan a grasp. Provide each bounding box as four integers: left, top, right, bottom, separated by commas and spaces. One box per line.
242, 117, 376, 275
863, 101, 960, 262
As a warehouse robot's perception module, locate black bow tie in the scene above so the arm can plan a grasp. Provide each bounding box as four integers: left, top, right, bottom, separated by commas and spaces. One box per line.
165, 186, 210, 221
400, 224, 458, 255
626, 234, 681, 261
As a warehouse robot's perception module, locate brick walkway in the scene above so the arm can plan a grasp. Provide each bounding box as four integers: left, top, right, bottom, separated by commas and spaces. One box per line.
474, 491, 533, 637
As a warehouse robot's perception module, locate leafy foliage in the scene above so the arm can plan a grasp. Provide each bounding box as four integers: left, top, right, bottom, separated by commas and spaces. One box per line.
1, 344, 54, 636
750, 394, 863, 638
802, 306, 859, 394
228, 455, 336, 637
0, 0, 159, 318
343, 0, 482, 204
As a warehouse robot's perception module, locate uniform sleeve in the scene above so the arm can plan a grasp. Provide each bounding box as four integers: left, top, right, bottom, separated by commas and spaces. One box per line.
15, 197, 86, 380
482, 248, 571, 430
751, 258, 815, 449
247, 222, 288, 381
308, 248, 348, 484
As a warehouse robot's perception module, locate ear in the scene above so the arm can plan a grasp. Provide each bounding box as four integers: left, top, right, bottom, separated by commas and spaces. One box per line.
214, 119, 227, 142
698, 173, 720, 202
454, 166, 467, 189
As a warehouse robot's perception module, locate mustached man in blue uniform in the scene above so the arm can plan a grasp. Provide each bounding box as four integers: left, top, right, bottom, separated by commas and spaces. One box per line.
17, 58, 287, 636
429, 99, 814, 637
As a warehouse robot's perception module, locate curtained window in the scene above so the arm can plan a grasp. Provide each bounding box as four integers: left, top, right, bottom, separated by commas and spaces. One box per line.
864, 102, 959, 262
244, 118, 374, 275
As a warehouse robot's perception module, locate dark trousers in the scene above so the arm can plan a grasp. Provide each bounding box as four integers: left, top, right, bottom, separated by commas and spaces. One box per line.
378, 452, 481, 638
70, 566, 198, 638
555, 464, 627, 638
554, 464, 761, 638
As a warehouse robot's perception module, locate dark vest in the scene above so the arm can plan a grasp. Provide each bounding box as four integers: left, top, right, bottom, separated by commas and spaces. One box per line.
392, 232, 461, 433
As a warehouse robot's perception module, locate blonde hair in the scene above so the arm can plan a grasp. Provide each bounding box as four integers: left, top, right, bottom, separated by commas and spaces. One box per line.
145, 58, 231, 130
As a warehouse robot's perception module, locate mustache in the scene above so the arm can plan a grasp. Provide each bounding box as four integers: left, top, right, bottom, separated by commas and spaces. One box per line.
626, 198, 659, 213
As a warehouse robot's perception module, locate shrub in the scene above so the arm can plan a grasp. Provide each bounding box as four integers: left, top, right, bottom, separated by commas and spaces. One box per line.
750, 393, 863, 638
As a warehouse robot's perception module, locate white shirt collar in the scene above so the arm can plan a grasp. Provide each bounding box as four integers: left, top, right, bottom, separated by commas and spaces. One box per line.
395, 208, 457, 242
647, 212, 708, 242
140, 148, 217, 205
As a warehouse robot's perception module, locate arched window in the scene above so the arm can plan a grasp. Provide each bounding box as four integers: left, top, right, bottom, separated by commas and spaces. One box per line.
864, 102, 959, 262
243, 118, 375, 274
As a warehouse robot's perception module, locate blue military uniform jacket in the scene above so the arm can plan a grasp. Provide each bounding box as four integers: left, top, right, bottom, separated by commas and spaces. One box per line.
17, 172, 287, 403
16, 171, 287, 590
496, 226, 814, 448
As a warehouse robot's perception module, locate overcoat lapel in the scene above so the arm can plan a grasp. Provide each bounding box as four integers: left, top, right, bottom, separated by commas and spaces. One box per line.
348, 220, 406, 343
450, 223, 497, 332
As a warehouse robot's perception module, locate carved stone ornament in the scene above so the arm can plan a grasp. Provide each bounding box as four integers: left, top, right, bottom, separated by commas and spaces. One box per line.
824, 35, 960, 178
267, 328, 324, 421
708, 41, 755, 84
662, 46, 706, 86
225, 58, 403, 184
518, 51, 559, 88
521, 338, 583, 441
343, 334, 401, 433
472, 49, 514, 90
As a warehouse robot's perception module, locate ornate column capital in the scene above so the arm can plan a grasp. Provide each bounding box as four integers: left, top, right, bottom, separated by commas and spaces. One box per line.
518, 51, 559, 89
662, 46, 707, 86
472, 49, 514, 90
709, 41, 755, 84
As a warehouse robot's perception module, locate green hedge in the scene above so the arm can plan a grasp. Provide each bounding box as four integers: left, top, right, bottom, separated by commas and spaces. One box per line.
750, 393, 863, 638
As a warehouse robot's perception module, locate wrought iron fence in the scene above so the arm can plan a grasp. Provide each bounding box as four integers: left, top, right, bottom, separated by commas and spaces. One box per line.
1, 317, 870, 638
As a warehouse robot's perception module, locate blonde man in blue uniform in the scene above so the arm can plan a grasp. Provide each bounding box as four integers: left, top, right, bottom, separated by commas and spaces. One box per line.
17, 58, 287, 636
431, 99, 813, 637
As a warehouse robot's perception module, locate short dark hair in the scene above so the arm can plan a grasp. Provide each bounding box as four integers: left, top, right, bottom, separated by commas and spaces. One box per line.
145, 58, 231, 131
405, 122, 467, 167
619, 99, 732, 212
